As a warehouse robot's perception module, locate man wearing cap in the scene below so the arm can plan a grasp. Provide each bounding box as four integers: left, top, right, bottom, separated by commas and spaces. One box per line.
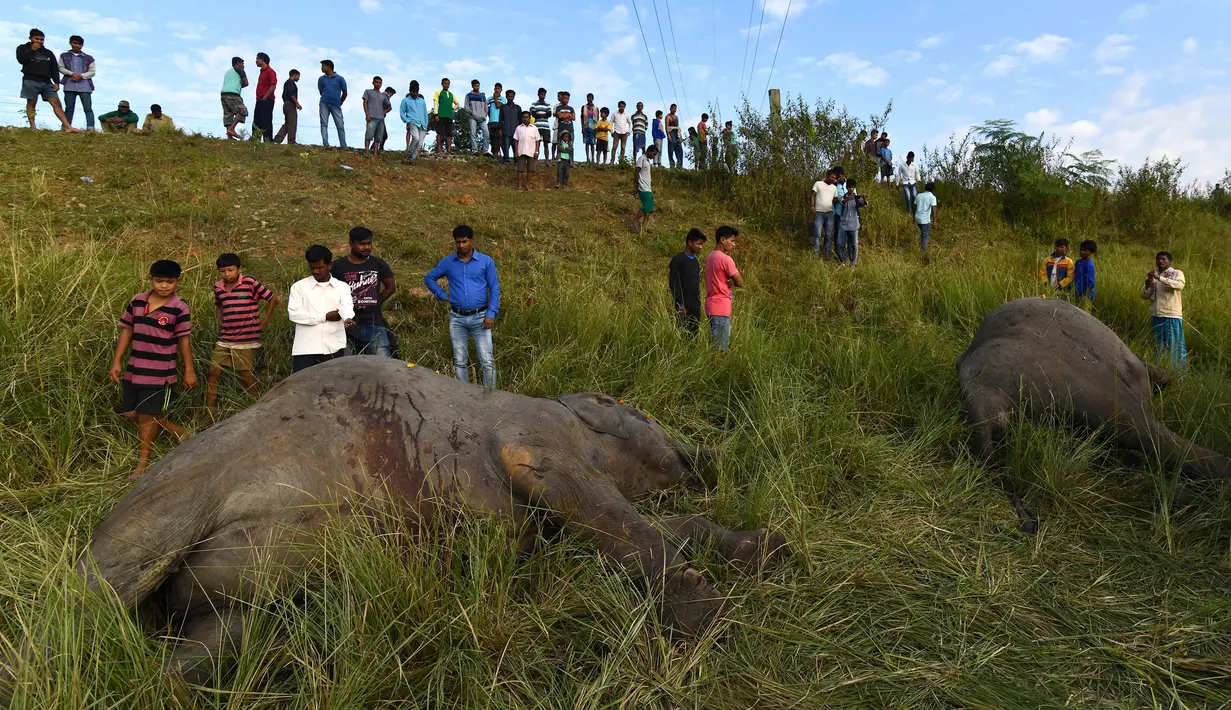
424, 225, 501, 389
141, 104, 175, 133
99, 100, 139, 133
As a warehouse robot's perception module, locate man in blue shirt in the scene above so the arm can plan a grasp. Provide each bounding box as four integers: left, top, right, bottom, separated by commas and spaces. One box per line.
317, 59, 348, 148
424, 225, 501, 389
400, 80, 428, 165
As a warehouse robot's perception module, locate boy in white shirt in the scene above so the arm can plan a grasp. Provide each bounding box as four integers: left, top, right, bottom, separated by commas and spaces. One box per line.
287, 245, 355, 373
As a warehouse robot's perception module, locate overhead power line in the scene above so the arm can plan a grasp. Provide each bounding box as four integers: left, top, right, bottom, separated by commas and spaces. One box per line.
745, 0, 769, 99
761, 0, 794, 112
738, 0, 757, 98
628, 0, 669, 108
663, 0, 692, 118
650, 0, 679, 101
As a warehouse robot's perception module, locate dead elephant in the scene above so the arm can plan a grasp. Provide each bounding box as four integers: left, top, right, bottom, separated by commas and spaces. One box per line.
957, 297, 1230, 532
77, 356, 787, 683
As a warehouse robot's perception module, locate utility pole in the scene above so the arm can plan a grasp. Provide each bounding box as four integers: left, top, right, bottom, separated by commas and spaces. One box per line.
768, 88, 781, 116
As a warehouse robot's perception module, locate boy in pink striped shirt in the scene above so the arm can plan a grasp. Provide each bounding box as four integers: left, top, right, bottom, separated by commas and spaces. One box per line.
108, 260, 197, 478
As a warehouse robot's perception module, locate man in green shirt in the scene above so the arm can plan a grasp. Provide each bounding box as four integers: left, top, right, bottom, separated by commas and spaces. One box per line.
99, 100, 139, 134
220, 56, 249, 140
432, 77, 459, 156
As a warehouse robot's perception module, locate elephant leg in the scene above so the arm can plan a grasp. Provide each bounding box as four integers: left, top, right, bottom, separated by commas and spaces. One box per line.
498, 441, 724, 635
966, 387, 1038, 534
654, 515, 788, 574
165, 605, 244, 688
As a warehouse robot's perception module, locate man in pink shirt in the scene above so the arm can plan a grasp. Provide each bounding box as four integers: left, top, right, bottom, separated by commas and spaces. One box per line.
704, 225, 744, 351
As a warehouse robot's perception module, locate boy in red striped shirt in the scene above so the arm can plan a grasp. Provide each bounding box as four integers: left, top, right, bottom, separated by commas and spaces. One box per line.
207, 253, 277, 418
108, 260, 197, 478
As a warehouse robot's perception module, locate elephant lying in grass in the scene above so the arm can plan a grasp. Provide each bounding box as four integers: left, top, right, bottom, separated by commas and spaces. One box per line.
957, 297, 1230, 532
75, 356, 787, 684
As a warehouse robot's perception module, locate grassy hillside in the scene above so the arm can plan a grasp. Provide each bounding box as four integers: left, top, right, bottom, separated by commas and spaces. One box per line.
1, 128, 1230, 708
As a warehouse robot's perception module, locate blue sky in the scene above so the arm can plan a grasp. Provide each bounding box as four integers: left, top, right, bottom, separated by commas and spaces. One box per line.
3, 0, 1230, 179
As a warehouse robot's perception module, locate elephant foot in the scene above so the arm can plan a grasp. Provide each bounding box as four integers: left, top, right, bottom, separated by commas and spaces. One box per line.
660, 568, 724, 637
721, 529, 789, 574
1018, 518, 1039, 534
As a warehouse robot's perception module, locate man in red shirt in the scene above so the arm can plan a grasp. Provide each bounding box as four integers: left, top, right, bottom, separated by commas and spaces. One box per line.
253, 52, 277, 142
704, 225, 744, 351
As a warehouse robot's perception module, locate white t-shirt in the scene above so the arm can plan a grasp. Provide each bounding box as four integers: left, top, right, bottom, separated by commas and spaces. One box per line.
513, 124, 539, 157
636, 154, 652, 192
812, 180, 838, 212
612, 111, 632, 134
898, 162, 919, 186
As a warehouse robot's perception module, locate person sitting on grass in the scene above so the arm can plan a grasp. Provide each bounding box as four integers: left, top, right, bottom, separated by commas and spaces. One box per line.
141, 104, 175, 133
108, 260, 197, 478
99, 100, 139, 133
557, 130, 573, 189
1040, 238, 1075, 296
207, 253, 277, 420
632, 144, 659, 233
513, 110, 540, 191
1073, 239, 1097, 307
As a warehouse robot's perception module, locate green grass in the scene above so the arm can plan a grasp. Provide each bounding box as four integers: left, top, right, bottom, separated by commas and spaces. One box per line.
1, 128, 1230, 708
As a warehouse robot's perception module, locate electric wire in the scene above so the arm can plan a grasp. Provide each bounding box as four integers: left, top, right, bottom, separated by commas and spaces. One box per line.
628, 0, 670, 108
760, 0, 794, 112
649, 0, 680, 101
663, 0, 691, 118
746, 0, 769, 99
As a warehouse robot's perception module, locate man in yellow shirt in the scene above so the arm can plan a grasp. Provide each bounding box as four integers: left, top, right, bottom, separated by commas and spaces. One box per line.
141, 104, 175, 133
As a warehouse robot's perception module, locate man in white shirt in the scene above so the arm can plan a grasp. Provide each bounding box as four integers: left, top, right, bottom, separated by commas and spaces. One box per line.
809, 169, 840, 259
611, 100, 633, 165
897, 150, 920, 214
1140, 251, 1187, 365
287, 245, 355, 373
632, 145, 659, 233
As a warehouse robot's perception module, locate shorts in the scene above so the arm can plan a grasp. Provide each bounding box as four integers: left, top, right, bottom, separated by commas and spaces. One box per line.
583, 127, 597, 145
122, 381, 170, 416
221, 93, 248, 125
880, 163, 894, 177
437, 117, 453, 135
538, 128, 551, 146
211, 343, 259, 372
597, 138, 609, 152
516, 155, 536, 173
639, 191, 655, 214
365, 118, 387, 143
20, 78, 57, 101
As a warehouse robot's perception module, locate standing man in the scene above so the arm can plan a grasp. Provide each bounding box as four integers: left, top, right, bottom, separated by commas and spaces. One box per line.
665, 104, 682, 168
651, 110, 666, 166
669, 228, 706, 333
381, 86, 396, 152
287, 245, 354, 373
530, 87, 553, 162
400, 80, 428, 165
220, 56, 249, 140
433, 77, 459, 156
513, 111, 540, 191
632, 144, 659, 233
582, 93, 599, 164
318, 59, 348, 149
17, 29, 77, 132
487, 83, 504, 158
554, 91, 576, 162
722, 121, 736, 170
58, 34, 95, 131
611, 100, 632, 164
1141, 251, 1187, 365
464, 80, 489, 155
424, 225, 501, 389
809, 169, 839, 259
914, 181, 939, 262
253, 53, 277, 141
704, 226, 744, 352
273, 69, 301, 144
631, 102, 648, 162
696, 113, 710, 168
331, 227, 397, 357
499, 88, 521, 164
362, 76, 391, 157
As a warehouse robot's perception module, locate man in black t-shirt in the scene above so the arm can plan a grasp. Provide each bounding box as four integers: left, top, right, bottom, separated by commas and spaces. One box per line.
668, 228, 707, 333
274, 69, 301, 144
331, 226, 397, 356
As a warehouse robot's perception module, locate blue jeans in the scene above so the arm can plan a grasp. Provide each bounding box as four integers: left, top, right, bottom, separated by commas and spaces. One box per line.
64, 91, 94, 129
839, 229, 859, 265
406, 123, 427, 161
469, 116, 489, 153
918, 222, 932, 253
812, 212, 836, 258
348, 322, 392, 357
709, 315, 731, 351
449, 313, 496, 388
632, 132, 646, 157
667, 138, 683, 167
902, 183, 918, 214
319, 102, 346, 148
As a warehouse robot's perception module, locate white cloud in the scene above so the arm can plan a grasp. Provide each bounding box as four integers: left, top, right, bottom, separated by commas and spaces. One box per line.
1122, 3, 1149, 20
167, 21, 207, 42
762, 0, 807, 19
33, 10, 147, 35
1024, 108, 1062, 132
1014, 34, 1071, 62
917, 34, 949, 50
560, 60, 630, 101
817, 53, 888, 87
602, 5, 630, 30
1181, 37, 1198, 55
983, 55, 1019, 77
1112, 71, 1149, 109
1098, 65, 1126, 76
886, 50, 922, 65
443, 58, 488, 78
359, 0, 381, 14
1093, 34, 1134, 63
439, 32, 459, 48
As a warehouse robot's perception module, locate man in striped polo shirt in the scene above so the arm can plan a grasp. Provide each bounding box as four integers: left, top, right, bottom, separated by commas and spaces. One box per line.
206, 253, 278, 419
108, 260, 197, 478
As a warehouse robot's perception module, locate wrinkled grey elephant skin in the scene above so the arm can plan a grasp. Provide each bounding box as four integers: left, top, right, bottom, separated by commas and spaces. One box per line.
77, 356, 786, 684
956, 297, 1230, 532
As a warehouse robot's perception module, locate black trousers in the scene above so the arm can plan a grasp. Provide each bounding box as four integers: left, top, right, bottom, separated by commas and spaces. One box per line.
676, 305, 701, 333
254, 98, 276, 141
291, 348, 345, 373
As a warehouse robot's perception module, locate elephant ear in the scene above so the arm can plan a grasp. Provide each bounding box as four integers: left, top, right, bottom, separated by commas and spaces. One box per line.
556, 393, 631, 439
